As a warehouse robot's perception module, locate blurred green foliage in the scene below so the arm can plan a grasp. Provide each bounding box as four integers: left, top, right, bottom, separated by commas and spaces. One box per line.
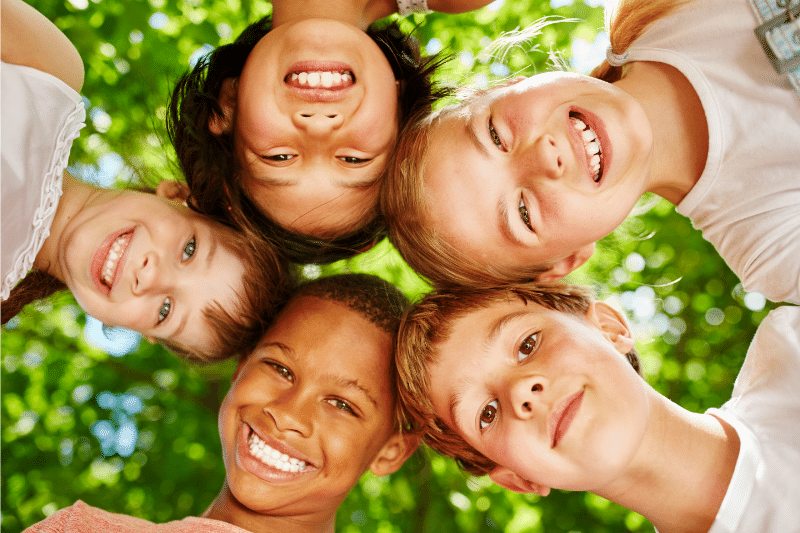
1, 1, 780, 532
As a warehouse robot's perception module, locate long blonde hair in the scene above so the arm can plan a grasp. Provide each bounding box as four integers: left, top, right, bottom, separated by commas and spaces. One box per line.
382, 0, 689, 288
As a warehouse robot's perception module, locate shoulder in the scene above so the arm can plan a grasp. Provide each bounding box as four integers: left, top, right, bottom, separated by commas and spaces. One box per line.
24, 501, 156, 532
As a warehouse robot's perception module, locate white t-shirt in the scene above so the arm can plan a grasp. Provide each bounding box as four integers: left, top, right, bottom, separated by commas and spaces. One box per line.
1, 61, 85, 300
705, 306, 800, 533
613, 0, 800, 303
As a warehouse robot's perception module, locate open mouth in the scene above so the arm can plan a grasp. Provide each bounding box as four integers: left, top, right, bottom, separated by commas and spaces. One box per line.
91, 227, 134, 295
285, 70, 354, 89
247, 427, 312, 473
101, 232, 132, 289
569, 111, 604, 183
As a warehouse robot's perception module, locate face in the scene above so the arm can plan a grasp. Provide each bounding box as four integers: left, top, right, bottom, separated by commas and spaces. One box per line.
423, 73, 654, 271
428, 298, 647, 492
231, 18, 399, 238
218, 296, 398, 516
57, 190, 246, 354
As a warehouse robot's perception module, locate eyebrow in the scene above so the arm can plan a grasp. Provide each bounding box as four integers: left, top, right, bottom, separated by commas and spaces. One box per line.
205, 231, 218, 271
448, 375, 477, 434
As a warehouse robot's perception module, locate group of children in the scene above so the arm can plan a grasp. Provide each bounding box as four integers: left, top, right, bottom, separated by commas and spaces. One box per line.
5, 0, 800, 531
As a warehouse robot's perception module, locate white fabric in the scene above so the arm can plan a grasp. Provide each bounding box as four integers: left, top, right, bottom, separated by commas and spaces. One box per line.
396, 0, 430, 16
704, 306, 800, 533
1, 61, 85, 301
613, 0, 800, 304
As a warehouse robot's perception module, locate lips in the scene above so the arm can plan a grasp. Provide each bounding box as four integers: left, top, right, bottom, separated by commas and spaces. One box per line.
237, 423, 317, 482
90, 227, 135, 296
284, 61, 355, 102
568, 108, 612, 185
548, 389, 584, 448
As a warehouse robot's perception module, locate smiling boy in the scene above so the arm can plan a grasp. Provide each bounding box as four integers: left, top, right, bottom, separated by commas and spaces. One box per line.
25, 274, 416, 533
396, 283, 800, 533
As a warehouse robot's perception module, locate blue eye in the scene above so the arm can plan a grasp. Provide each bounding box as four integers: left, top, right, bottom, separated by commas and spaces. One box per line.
182, 237, 196, 261
157, 297, 171, 324
479, 399, 499, 430
327, 398, 355, 415
518, 332, 539, 362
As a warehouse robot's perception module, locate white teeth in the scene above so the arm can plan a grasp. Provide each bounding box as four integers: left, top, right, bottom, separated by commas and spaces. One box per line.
248, 430, 307, 473
291, 70, 353, 88
571, 118, 586, 130
102, 233, 130, 287
298, 72, 308, 84
306, 72, 320, 87
581, 129, 595, 143
320, 72, 333, 88
586, 140, 601, 155
570, 116, 603, 181
332, 72, 342, 84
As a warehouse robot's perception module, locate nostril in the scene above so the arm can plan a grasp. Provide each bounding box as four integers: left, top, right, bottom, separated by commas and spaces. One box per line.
326, 115, 336, 119
301, 114, 312, 118
522, 401, 532, 412
532, 384, 543, 392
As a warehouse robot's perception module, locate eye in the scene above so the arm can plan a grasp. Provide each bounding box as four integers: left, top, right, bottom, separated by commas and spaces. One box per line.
327, 398, 356, 415
479, 399, 499, 431
262, 154, 296, 162
182, 237, 196, 261
157, 297, 171, 324
488, 117, 504, 150
518, 332, 540, 362
267, 361, 294, 382
519, 197, 534, 232
337, 156, 371, 164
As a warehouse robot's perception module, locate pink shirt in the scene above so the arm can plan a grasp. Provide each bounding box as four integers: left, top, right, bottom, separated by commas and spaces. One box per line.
24, 501, 251, 533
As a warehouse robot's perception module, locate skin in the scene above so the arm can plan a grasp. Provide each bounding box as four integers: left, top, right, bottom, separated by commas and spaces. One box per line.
35, 173, 246, 353
422, 62, 708, 278
211, 0, 496, 239
426, 297, 739, 533
205, 296, 415, 533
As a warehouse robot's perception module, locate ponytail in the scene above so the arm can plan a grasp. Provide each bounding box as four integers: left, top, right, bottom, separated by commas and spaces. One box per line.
591, 0, 688, 83
2, 271, 66, 325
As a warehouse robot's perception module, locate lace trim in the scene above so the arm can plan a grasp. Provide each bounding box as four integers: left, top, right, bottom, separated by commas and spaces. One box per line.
1, 98, 86, 301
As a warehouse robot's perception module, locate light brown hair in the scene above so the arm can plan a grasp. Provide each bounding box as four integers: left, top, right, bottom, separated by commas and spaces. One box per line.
381, 0, 688, 288
396, 282, 641, 476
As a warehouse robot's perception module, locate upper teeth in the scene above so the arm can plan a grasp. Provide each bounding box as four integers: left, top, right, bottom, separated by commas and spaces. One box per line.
571, 117, 602, 181
102, 233, 130, 287
248, 430, 308, 473
290, 71, 352, 88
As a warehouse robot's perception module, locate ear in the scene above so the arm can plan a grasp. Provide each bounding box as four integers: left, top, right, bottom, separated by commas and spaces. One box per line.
156, 180, 191, 203
489, 467, 551, 496
369, 432, 420, 477
208, 77, 238, 135
586, 301, 635, 355
537, 243, 596, 282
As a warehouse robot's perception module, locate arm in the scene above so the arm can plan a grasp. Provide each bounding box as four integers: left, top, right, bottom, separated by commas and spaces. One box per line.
1, 0, 84, 92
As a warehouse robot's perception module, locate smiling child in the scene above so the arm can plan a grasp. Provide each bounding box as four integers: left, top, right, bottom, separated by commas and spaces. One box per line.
25, 274, 417, 533
396, 283, 800, 533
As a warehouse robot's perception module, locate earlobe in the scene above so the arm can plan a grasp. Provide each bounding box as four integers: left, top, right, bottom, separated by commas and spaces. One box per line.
538, 243, 596, 282
489, 467, 551, 496
208, 77, 238, 135
587, 302, 635, 355
155, 180, 191, 202
369, 433, 420, 477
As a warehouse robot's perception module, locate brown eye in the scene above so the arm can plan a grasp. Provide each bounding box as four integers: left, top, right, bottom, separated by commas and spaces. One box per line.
479, 400, 498, 430
518, 333, 539, 362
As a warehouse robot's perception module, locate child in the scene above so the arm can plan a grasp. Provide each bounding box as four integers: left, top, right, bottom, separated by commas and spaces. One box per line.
24, 274, 418, 532
1, 0, 287, 360
168, 0, 493, 264
381, 0, 800, 303
395, 282, 800, 533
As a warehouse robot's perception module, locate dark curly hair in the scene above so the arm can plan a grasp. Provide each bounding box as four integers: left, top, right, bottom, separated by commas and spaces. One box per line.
168, 15, 450, 264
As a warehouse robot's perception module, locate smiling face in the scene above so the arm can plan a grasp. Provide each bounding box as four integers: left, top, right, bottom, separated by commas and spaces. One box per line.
423, 73, 654, 273
218, 296, 400, 517
57, 189, 246, 354
227, 18, 399, 238
427, 297, 647, 493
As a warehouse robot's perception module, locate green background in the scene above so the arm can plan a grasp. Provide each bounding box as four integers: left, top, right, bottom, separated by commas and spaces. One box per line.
1, 0, 779, 531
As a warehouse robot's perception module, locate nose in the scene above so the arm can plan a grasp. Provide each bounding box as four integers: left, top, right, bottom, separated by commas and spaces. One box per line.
292, 111, 345, 138
508, 374, 547, 420
132, 252, 173, 295
264, 388, 314, 437
519, 134, 564, 181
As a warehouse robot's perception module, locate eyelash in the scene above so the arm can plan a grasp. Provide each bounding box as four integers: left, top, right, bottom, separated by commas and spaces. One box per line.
266, 361, 294, 382
488, 117, 504, 150
156, 236, 197, 325
338, 156, 371, 164
262, 154, 296, 162
478, 332, 541, 432
326, 398, 356, 415
518, 197, 533, 232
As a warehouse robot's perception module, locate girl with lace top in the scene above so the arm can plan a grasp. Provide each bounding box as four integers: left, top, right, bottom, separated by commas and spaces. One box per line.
167, 0, 493, 264
1, 0, 287, 361
381, 0, 800, 303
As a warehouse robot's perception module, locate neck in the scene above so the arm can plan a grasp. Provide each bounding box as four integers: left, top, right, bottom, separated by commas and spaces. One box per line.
271, 0, 397, 30
33, 171, 98, 282
202, 484, 340, 533
612, 61, 709, 205
594, 394, 739, 533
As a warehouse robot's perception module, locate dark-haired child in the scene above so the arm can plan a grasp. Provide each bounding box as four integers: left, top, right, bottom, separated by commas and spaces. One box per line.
396, 282, 800, 533
25, 274, 418, 533
168, 0, 493, 264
